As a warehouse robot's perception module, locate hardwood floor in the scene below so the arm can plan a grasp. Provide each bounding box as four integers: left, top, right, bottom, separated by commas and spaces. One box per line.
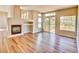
0, 32, 77, 53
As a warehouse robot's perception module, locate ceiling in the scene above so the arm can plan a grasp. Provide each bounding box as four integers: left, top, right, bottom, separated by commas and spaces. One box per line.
20, 5, 77, 13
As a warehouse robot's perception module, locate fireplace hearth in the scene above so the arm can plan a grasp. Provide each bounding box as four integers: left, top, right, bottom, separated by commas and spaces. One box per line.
11, 25, 21, 34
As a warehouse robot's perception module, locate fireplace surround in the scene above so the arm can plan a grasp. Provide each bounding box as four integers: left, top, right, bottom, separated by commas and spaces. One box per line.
11, 25, 21, 34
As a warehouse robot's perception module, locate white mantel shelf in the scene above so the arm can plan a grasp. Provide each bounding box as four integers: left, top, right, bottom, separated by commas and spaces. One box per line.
8, 33, 24, 38
0, 29, 6, 31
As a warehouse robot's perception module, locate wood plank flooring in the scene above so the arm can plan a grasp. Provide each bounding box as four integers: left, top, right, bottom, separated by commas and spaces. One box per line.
0, 32, 77, 53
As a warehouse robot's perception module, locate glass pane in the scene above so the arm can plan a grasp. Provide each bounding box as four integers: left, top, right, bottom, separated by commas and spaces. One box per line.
45, 12, 56, 16
37, 17, 42, 28
43, 18, 50, 32
60, 16, 76, 32
21, 11, 29, 20
50, 17, 55, 33
38, 13, 42, 17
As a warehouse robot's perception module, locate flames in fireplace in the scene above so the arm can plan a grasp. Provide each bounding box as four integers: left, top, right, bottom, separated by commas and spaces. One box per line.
11, 25, 21, 34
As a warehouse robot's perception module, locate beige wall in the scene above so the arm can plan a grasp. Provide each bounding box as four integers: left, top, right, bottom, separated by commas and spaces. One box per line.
0, 12, 8, 52
13, 6, 21, 18
0, 6, 13, 17
56, 7, 77, 38
77, 6, 79, 52
0, 12, 8, 29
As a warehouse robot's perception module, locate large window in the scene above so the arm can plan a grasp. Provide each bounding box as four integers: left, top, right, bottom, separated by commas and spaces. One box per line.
60, 16, 76, 32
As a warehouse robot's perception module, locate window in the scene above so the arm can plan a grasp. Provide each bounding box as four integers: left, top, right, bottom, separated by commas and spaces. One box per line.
21, 10, 29, 20
45, 12, 56, 16
38, 13, 42, 17
37, 17, 42, 28
37, 13, 42, 28
60, 16, 76, 32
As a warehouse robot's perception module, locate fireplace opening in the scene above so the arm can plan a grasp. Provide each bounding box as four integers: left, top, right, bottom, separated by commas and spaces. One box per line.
11, 25, 21, 34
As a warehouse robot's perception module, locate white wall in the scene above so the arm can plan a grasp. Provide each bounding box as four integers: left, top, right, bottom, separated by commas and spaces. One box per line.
8, 18, 23, 36
8, 18, 30, 36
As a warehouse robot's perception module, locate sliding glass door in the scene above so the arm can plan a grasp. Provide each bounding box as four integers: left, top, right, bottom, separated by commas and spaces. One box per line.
50, 17, 55, 33
43, 17, 50, 32
43, 16, 55, 33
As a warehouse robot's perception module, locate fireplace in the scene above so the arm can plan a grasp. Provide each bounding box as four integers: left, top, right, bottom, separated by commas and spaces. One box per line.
11, 25, 21, 34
